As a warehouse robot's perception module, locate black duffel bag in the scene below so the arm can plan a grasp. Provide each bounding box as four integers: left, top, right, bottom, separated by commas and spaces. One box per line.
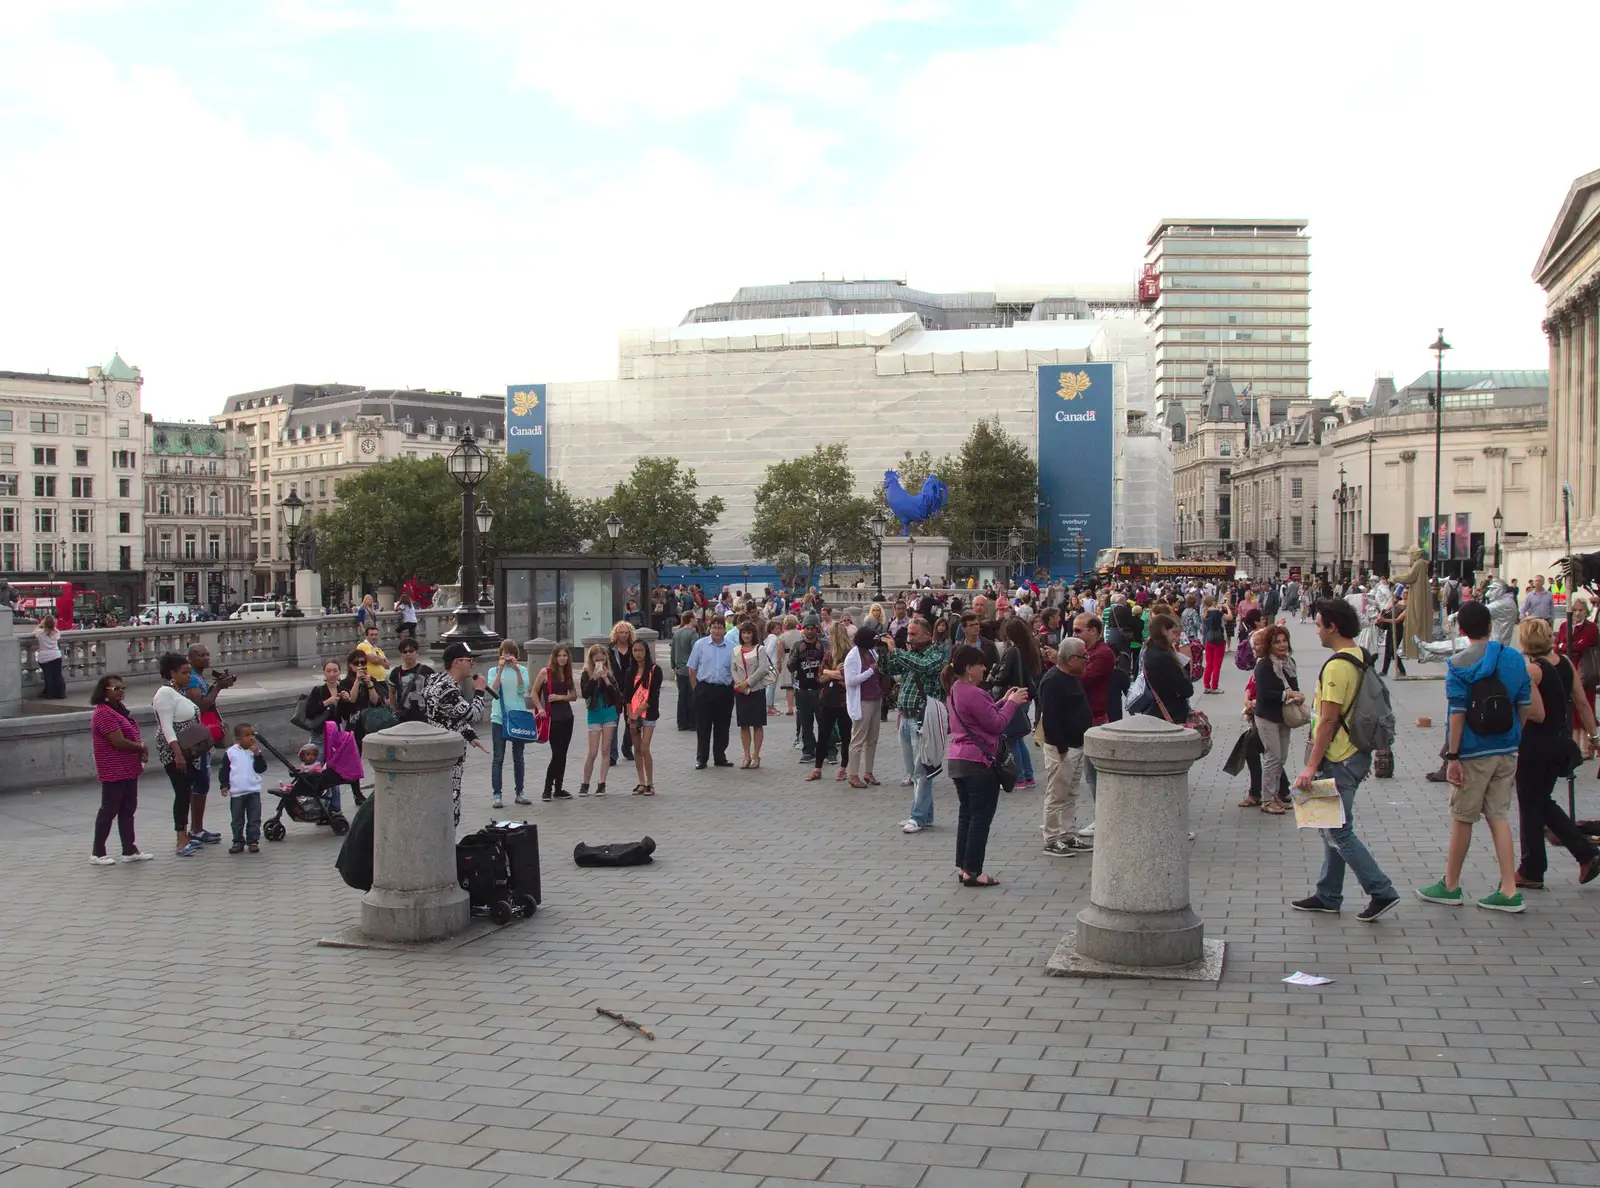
574, 836, 657, 867
335, 796, 376, 891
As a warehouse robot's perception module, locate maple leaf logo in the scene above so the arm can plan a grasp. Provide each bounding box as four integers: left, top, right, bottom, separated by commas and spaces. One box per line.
511, 389, 540, 417
1058, 371, 1092, 402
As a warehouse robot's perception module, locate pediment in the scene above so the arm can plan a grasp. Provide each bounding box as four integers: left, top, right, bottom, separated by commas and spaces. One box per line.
1533, 168, 1600, 287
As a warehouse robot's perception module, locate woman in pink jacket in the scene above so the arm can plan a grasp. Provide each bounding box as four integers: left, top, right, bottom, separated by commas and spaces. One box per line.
942, 644, 1030, 887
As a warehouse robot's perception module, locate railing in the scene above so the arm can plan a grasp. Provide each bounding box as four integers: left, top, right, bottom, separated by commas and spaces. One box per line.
17, 608, 457, 695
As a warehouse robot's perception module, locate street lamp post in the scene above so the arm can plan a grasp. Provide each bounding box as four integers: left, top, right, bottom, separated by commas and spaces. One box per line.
1365, 431, 1376, 574
1492, 506, 1504, 570
1176, 501, 1185, 557
1335, 463, 1347, 580
280, 490, 305, 618
1429, 328, 1451, 579
605, 513, 622, 624
1007, 526, 1022, 584
438, 427, 499, 648
1074, 532, 1086, 579
869, 510, 888, 601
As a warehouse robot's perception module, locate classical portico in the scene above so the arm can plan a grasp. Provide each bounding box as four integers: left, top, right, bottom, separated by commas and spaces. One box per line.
1509, 167, 1600, 580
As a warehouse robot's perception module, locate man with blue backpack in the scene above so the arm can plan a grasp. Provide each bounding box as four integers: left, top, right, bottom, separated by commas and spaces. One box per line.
1416, 600, 1540, 913
1292, 598, 1401, 922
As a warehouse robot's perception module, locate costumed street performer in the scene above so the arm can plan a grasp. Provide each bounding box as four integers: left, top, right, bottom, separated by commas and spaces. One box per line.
1393, 547, 1432, 660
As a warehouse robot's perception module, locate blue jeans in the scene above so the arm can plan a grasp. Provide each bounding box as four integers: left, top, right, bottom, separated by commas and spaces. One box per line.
491, 723, 525, 798
228, 791, 261, 844
1010, 736, 1034, 782
1313, 751, 1396, 908
898, 713, 935, 826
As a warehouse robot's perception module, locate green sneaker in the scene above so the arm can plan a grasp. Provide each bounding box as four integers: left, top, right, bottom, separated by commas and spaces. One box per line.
1416, 880, 1463, 906
1476, 890, 1525, 913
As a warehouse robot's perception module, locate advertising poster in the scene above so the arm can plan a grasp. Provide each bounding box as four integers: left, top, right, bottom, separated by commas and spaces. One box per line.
1037, 363, 1114, 577
506, 383, 547, 475
1453, 513, 1471, 561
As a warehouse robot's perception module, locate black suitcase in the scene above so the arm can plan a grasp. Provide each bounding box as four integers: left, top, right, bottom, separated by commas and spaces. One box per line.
486, 821, 541, 906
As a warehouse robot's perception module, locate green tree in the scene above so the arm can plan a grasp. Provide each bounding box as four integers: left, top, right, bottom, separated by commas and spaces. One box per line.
944, 417, 1038, 551
477, 453, 587, 573
748, 444, 875, 589
585, 456, 724, 569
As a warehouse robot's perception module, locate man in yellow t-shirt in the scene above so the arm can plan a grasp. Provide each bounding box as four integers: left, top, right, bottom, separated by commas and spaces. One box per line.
1291, 596, 1398, 922
356, 623, 390, 682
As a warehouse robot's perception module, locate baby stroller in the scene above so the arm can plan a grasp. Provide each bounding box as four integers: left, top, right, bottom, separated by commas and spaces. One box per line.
456, 822, 541, 925
263, 765, 348, 840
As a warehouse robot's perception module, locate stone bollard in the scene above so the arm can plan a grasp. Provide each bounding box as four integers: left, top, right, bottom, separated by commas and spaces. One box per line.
522, 637, 556, 679
0, 607, 20, 717
1047, 714, 1224, 980
360, 721, 470, 944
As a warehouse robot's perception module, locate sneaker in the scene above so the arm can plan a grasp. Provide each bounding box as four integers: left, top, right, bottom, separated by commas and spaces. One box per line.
1043, 838, 1088, 857
1077, 822, 1095, 838
492, 796, 504, 809
1291, 895, 1338, 914
514, 795, 532, 806
1015, 778, 1035, 789
194, 830, 222, 844
175, 840, 203, 857
229, 843, 244, 854
1477, 890, 1525, 913
902, 820, 923, 834
1514, 873, 1545, 891
248, 843, 259, 853
554, 789, 573, 800
1357, 894, 1400, 922
119, 852, 154, 862
542, 792, 553, 802
88, 855, 116, 866
1416, 880, 1463, 906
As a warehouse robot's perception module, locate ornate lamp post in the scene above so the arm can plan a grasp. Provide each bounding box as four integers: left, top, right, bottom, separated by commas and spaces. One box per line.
869, 510, 888, 600
1176, 501, 1185, 558
475, 499, 495, 604
280, 490, 305, 618
605, 513, 622, 623
1365, 431, 1376, 574
1429, 328, 1451, 578
1007, 526, 1022, 583
1492, 506, 1504, 570
438, 427, 499, 648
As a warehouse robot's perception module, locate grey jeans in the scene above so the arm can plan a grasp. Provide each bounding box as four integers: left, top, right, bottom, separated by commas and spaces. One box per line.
1257, 718, 1292, 805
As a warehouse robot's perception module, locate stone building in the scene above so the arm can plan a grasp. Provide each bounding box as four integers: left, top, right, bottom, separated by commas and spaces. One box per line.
1228, 407, 1330, 580
1170, 364, 1264, 559
1509, 166, 1600, 582
142, 419, 253, 610
211, 385, 504, 598
0, 354, 146, 615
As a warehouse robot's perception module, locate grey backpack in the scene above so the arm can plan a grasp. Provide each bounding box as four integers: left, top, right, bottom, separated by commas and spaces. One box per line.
1324, 651, 1396, 754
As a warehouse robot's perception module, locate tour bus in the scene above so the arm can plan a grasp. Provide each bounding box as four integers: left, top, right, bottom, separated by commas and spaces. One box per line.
6, 581, 91, 629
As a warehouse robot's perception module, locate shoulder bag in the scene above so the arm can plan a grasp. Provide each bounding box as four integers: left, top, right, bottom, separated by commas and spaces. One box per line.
1150, 678, 1213, 757
1579, 641, 1600, 691
503, 709, 541, 742
949, 688, 1019, 792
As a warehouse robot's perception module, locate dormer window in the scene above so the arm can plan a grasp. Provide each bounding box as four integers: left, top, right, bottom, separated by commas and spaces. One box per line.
315, 423, 326, 437
426, 420, 439, 437
481, 423, 494, 441
444, 422, 457, 438
402, 418, 414, 435
1219, 439, 1232, 456
331, 422, 342, 435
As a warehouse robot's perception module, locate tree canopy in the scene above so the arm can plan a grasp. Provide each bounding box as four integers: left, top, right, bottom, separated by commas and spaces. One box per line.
748, 443, 875, 589
583, 456, 724, 570
307, 453, 585, 587
870, 419, 1037, 552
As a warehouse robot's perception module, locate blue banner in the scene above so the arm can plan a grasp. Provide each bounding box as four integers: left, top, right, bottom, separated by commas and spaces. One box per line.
506, 383, 547, 474
1037, 363, 1113, 578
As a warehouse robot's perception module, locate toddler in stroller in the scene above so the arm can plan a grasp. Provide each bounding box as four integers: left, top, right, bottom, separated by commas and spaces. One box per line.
263, 743, 349, 841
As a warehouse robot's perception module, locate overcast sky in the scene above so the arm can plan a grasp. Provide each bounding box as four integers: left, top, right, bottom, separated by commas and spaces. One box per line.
3, 1, 1595, 421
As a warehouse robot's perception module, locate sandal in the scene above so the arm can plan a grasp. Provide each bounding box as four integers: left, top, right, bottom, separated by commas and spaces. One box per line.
1261, 801, 1286, 815
1238, 797, 1262, 808
739, 757, 751, 769
642, 785, 656, 797
961, 873, 1000, 888
805, 769, 821, 781
866, 776, 880, 786
835, 769, 848, 781
751, 758, 760, 769
631, 784, 646, 796
849, 776, 868, 789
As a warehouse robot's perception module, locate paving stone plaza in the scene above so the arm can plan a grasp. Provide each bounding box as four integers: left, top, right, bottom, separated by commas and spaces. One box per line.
0, 619, 1596, 1188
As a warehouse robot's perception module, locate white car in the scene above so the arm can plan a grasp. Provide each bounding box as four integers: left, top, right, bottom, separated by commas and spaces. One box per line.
231, 601, 285, 621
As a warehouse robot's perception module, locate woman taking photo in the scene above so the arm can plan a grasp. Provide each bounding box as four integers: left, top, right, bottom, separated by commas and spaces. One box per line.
153, 652, 206, 856
945, 643, 1031, 887
35, 614, 66, 699
530, 644, 577, 800
1246, 624, 1301, 815
487, 640, 532, 808
88, 674, 151, 864
393, 592, 419, 641
1515, 618, 1600, 888
731, 620, 772, 769
627, 639, 664, 795
990, 618, 1043, 789
844, 624, 883, 788
579, 643, 622, 796
809, 622, 852, 782
1556, 595, 1600, 757
1137, 614, 1194, 726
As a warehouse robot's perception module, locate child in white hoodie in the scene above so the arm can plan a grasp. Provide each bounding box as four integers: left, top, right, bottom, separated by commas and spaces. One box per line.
219, 723, 268, 854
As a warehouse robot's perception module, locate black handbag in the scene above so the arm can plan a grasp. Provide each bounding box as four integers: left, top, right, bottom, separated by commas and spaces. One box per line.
950, 692, 1019, 793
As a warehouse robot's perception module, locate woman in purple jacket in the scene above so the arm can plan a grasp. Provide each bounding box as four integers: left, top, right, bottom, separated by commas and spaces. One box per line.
943, 644, 1031, 887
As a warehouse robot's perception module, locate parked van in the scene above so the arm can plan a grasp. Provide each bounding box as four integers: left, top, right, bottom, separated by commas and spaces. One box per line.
134, 603, 196, 626
231, 601, 284, 621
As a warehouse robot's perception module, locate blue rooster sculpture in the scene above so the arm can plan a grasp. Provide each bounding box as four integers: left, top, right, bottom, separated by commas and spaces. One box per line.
883, 470, 949, 535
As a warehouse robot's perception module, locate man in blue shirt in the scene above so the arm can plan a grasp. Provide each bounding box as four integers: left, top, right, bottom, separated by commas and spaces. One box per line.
687, 618, 737, 769
1419, 600, 1535, 913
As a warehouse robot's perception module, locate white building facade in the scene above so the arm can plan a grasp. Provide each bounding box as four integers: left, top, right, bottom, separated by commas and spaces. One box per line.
0, 354, 145, 615
143, 421, 253, 610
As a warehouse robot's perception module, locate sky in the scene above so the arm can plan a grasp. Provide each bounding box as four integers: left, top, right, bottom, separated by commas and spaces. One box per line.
2, 0, 1597, 421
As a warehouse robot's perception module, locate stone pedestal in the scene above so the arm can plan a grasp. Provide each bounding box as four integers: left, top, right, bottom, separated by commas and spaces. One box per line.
360, 722, 470, 944
0, 608, 20, 718
1048, 714, 1223, 980
879, 534, 951, 590
294, 570, 323, 615
522, 637, 557, 679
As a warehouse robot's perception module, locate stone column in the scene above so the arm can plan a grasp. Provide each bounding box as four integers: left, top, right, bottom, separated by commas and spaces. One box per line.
1546, 321, 1562, 526
1586, 298, 1599, 520
1566, 314, 1581, 520
0, 607, 20, 718
1049, 715, 1222, 979
1399, 450, 1417, 553
360, 721, 470, 944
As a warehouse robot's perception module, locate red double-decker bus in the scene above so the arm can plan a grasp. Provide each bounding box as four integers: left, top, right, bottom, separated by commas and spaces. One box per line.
6, 581, 93, 629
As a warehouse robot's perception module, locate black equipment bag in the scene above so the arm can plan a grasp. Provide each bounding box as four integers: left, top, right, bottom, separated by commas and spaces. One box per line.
574, 836, 657, 867
485, 821, 541, 904
335, 796, 375, 891
456, 831, 510, 905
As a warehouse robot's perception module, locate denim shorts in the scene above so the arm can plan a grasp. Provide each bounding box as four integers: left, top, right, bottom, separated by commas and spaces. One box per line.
587, 706, 619, 730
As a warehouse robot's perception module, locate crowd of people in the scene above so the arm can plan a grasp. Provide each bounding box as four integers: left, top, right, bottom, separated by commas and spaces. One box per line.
79, 569, 1599, 914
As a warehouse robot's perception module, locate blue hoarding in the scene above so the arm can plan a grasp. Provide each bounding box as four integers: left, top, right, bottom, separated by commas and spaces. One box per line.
506, 383, 547, 474
1037, 363, 1113, 578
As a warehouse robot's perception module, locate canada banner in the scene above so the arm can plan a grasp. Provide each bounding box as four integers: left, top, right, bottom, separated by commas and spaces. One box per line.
1037, 363, 1114, 578
506, 383, 547, 475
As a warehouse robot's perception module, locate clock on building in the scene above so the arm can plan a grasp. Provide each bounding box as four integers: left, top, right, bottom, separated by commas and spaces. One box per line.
115, 390, 132, 407
360, 437, 377, 454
